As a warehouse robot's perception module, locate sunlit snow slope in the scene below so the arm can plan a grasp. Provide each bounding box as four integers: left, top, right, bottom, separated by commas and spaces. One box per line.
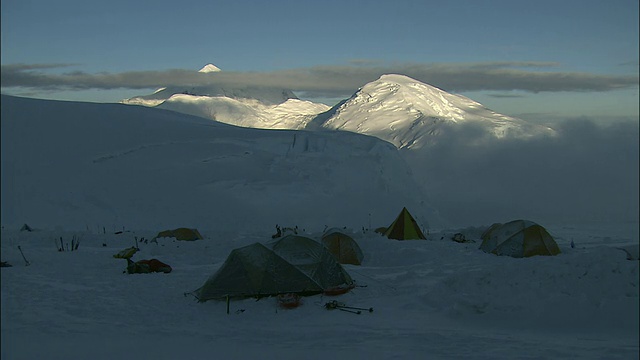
121, 64, 329, 129
307, 74, 556, 149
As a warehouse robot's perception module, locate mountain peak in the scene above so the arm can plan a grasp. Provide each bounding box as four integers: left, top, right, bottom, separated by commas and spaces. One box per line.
199, 64, 222, 73
308, 74, 555, 149
122, 63, 297, 107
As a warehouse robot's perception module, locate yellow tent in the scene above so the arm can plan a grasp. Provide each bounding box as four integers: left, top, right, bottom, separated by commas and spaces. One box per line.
384, 207, 426, 240
479, 220, 561, 258
321, 229, 364, 265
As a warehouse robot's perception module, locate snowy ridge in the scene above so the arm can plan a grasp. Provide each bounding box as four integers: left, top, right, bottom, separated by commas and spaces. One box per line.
308, 74, 556, 149
121, 64, 329, 128
121, 84, 298, 107
0, 94, 435, 231
157, 95, 329, 129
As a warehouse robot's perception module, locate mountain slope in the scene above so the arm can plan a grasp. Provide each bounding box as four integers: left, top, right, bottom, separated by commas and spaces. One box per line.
307, 74, 556, 149
156, 95, 329, 129
1, 95, 437, 232
121, 64, 329, 129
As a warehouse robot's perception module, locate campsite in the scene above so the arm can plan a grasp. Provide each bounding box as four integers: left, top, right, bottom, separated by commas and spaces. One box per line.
1, 93, 638, 359
1, 214, 638, 359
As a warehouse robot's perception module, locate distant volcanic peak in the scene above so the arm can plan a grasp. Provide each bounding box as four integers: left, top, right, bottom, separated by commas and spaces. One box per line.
370, 74, 454, 100
308, 73, 556, 149
374, 74, 448, 94
376, 75, 518, 119
348, 74, 471, 120
199, 64, 222, 73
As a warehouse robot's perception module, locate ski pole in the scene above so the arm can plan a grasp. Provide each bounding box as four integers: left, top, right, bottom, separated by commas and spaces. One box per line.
339, 305, 374, 313
17, 246, 30, 266
338, 308, 360, 315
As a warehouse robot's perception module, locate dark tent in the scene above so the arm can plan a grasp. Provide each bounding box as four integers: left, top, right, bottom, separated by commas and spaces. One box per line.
192, 235, 353, 301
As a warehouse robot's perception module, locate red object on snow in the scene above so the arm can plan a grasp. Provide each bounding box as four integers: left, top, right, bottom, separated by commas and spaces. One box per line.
277, 293, 301, 309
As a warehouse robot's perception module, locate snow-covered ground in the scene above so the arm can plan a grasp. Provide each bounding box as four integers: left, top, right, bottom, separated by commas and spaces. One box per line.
1, 223, 637, 359
1, 94, 638, 359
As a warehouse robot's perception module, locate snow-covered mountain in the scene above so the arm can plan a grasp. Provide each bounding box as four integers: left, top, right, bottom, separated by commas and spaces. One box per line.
307, 74, 556, 149
1, 94, 436, 232
121, 64, 330, 130
122, 66, 554, 147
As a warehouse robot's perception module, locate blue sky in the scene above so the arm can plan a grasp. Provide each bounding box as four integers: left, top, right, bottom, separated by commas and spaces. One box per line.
1, 0, 638, 123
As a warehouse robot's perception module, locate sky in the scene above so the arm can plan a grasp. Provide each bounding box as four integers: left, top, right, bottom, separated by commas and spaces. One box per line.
1, 0, 638, 123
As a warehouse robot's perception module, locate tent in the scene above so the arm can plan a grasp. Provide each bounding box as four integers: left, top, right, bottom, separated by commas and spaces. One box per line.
479, 220, 561, 258
321, 228, 364, 265
20, 224, 33, 232
384, 207, 426, 240
153, 227, 203, 241
192, 235, 353, 301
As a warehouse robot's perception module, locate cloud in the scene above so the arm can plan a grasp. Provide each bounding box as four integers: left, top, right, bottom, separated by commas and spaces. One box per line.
1, 62, 638, 99
405, 118, 639, 226
487, 93, 526, 98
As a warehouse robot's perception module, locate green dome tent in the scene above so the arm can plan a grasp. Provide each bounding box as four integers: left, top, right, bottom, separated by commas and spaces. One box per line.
192, 235, 353, 301
479, 220, 561, 258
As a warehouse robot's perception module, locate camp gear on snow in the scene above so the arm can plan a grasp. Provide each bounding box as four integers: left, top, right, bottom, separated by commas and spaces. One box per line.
277, 293, 302, 309
452, 233, 475, 243
338, 308, 360, 314
113, 247, 139, 259
374, 227, 387, 235
321, 229, 364, 265
18, 246, 30, 266
271, 225, 282, 239
324, 300, 373, 314
1, 261, 13, 267
153, 228, 203, 241
384, 207, 426, 240
192, 235, 354, 301
323, 283, 356, 296
479, 220, 561, 258
126, 258, 172, 274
